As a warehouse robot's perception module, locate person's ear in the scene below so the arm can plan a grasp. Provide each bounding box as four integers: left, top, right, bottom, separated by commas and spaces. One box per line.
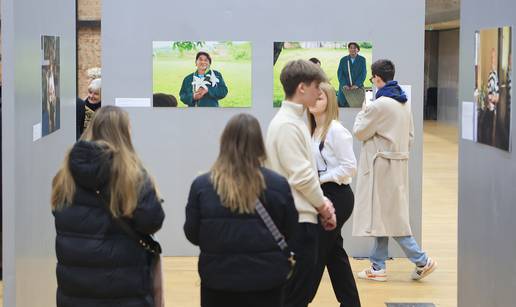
298, 83, 305, 95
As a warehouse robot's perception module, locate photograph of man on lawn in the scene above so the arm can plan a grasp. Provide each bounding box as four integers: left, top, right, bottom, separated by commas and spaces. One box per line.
153, 41, 252, 108
273, 41, 373, 108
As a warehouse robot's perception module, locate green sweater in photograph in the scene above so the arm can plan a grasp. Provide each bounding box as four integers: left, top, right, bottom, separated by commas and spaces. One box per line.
179, 70, 228, 107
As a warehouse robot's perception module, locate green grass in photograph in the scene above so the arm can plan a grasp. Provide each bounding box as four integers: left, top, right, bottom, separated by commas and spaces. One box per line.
273, 47, 373, 107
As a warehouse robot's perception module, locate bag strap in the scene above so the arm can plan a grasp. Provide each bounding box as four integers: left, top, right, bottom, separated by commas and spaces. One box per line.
255, 198, 288, 251
95, 189, 162, 255
256, 197, 297, 279
347, 58, 353, 86
318, 139, 329, 174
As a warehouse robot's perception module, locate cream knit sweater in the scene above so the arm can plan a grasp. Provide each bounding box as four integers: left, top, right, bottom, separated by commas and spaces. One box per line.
265, 101, 325, 223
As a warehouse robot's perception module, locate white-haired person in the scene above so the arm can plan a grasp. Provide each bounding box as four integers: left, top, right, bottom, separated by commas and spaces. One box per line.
77, 78, 101, 139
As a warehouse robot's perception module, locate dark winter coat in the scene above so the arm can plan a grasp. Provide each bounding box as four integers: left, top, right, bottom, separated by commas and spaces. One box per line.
54, 141, 165, 307
76, 98, 101, 140
184, 167, 298, 291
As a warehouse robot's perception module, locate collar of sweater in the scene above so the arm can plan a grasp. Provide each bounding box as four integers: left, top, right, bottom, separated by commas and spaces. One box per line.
281, 100, 306, 118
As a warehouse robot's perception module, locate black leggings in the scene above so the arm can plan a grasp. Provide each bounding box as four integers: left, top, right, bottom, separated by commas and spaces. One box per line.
310, 182, 361, 307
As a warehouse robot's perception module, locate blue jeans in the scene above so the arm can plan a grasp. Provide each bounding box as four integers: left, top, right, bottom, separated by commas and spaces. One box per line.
370, 236, 428, 270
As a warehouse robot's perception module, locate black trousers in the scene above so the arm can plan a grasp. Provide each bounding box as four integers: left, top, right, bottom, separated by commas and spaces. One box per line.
309, 182, 361, 307
284, 222, 320, 307
201, 285, 284, 307
479, 109, 496, 145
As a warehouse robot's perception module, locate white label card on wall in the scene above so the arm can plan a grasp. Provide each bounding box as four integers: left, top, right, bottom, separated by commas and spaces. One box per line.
33, 123, 42, 141
365, 90, 374, 105
461, 101, 475, 141
115, 98, 152, 107
400, 85, 411, 105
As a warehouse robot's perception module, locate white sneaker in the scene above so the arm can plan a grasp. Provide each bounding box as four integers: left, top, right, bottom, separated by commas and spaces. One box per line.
357, 267, 387, 282
412, 257, 437, 280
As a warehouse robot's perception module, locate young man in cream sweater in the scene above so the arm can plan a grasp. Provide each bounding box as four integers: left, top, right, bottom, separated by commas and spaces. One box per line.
266, 59, 337, 307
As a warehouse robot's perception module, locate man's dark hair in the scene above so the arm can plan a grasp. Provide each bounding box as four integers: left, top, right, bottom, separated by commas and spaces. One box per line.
196, 51, 212, 64
153, 93, 178, 107
280, 60, 328, 98
348, 42, 360, 51
308, 57, 321, 65
371, 59, 395, 82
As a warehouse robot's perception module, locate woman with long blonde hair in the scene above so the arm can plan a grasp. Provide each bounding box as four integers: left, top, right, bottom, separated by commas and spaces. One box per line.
52, 105, 165, 307
184, 113, 298, 307
307, 83, 361, 306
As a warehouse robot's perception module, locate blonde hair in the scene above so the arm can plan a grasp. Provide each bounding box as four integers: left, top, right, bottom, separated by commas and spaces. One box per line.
307, 82, 340, 140
211, 114, 266, 214
51, 106, 158, 217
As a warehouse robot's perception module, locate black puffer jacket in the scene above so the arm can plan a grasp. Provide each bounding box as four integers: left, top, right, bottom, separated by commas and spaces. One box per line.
184, 167, 298, 291
54, 141, 165, 307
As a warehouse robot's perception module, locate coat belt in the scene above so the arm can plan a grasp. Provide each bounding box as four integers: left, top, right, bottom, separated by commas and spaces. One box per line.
366, 151, 410, 233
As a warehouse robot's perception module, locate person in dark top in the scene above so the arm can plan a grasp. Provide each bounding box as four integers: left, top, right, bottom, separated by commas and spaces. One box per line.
52, 105, 165, 307
179, 51, 228, 107
481, 48, 500, 145
76, 78, 101, 139
184, 113, 298, 307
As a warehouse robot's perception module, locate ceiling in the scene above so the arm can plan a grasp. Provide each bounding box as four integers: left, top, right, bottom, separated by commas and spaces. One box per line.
426, 0, 460, 30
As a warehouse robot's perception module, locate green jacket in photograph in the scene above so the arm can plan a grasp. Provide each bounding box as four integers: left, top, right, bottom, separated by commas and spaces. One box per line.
337, 55, 367, 107
179, 70, 228, 107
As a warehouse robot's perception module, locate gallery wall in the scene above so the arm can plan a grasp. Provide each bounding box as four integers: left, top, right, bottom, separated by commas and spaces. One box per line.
424, 31, 439, 120
458, 0, 516, 306
437, 29, 460, 123
1, 0, 76, 306
103, 0, 425, 257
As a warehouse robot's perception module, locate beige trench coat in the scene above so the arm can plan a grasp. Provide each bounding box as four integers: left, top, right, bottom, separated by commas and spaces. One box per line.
352, 97, 414, 237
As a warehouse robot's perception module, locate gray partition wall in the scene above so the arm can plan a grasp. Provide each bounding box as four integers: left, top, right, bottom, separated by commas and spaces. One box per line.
2, 0, 76, 306
458, 0, 516, 306
437, 29, 460, 123
102, 0, 425, 257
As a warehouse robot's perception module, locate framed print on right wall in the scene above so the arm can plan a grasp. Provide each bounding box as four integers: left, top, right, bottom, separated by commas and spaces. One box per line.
474, 26, 512, 151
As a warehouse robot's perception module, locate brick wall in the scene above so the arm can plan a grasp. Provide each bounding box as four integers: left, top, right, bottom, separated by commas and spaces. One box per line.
77, 0, 101, 99
78, 0, 101, 21
77, 27, 101, 99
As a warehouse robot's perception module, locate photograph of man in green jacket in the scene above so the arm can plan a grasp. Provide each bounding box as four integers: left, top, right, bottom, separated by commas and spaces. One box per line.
337, 42, 367, 107
179, 51, 228, 107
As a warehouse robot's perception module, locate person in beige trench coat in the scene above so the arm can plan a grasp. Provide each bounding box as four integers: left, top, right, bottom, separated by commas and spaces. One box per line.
352, 59, 437, 282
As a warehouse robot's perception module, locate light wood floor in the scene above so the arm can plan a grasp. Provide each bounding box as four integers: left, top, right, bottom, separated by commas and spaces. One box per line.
0, 121, 458, 307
